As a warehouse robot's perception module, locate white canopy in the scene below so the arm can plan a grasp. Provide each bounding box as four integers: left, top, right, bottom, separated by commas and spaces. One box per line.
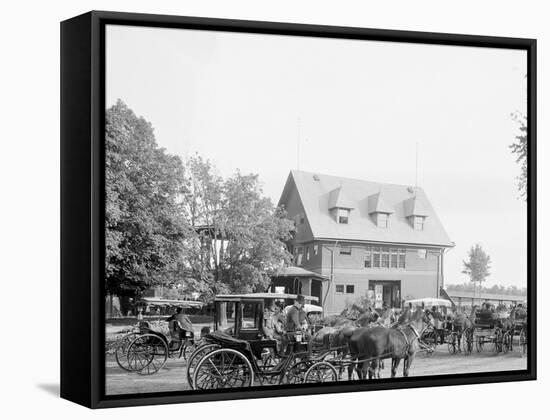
405, 298, 453, 308
284, 304, 323, 315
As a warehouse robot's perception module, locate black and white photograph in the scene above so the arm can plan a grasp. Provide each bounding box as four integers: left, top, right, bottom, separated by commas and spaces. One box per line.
102, 22, 531, 397
5, 0, 550, 416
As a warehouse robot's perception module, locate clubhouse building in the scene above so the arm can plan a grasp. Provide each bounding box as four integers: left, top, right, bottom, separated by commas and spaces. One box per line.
273, 170, 454, 315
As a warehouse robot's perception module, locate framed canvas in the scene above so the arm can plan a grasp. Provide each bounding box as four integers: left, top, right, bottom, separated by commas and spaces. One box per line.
60, 11, 536, 409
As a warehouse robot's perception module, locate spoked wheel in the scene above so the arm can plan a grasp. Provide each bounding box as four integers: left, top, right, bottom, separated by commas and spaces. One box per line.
127, 333, 168, 375
494, 329, 503, 353
304, 361, 338, 384
181, 341, 196, 361
186, 343, 220, 389
476, 336, 484, 352
447, 332, 459, 354
114, 332, 140, 371
519, 329, 527, 357
419, 331, 436, 357
257, 349, 283, 385
462, 329, 473, 355
503, 332, 511, 354
192, 348, 254, 390
258, 349, 282, 372
280, 360, 311, 385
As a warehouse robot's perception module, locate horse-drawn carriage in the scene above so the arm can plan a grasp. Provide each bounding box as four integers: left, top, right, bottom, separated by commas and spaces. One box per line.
501, 305, 528, 356
186, 293, 339, 389
462, 305, 527, 355
187, 293, 436, 387
113, 298, 203, 375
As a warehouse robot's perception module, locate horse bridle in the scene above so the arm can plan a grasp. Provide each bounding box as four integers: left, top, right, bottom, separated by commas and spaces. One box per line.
397, 323, 420, 350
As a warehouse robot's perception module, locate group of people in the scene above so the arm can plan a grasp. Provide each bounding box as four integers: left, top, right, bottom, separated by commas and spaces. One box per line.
262, 294, 312, 353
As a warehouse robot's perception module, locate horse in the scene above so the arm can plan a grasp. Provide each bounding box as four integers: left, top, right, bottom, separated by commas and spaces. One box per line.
313, 309, 379, 353
348, 309, 434, 379
452, 306, 475, 351
312, 308, 381, 380
500, 305, 527, 352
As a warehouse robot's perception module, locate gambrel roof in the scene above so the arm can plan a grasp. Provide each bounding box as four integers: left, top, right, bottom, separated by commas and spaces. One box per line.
278, 170, 453, 247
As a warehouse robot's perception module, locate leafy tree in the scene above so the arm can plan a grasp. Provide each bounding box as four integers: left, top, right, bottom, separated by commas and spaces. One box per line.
461, 244, 492, 295
510, 112, 527, 199
105, 102, 295, 301
181, 155, 294, 298
105, 100, 187, 296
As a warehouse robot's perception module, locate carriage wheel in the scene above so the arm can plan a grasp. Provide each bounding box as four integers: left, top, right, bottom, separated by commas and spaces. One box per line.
192, 348, 254, 390
127, 333, 168, 375
280, 360, 311, 385
476, 336, 484, 352
258, 348, 281, 372
304, 362, 339, 384
503, 332, 511, 354
447, 332, 458, 354
519, 329, 527, 357
182, 341, 196, 361
422, 333, 436, 356
423, 342, 436, 357
463, 330, 474, 355
494, 329, 503, 353
114, 332, 140, 371
186, 343, 220, 389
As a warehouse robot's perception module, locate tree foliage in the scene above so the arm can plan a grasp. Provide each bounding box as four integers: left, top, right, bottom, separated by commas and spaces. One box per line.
461, 243, 492, 285
105, 101, 294, 299
446, 283, 526, 297
180, 155, 294, 298
510, 112, 527, 200
105, 100, 187, 296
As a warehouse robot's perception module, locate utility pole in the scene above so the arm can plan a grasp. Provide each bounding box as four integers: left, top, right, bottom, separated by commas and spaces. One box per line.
415, 141, 419, 193
322, 242, 338, 310
297, 117, 301, 170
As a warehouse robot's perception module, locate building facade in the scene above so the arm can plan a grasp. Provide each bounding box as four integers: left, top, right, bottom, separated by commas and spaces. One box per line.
277, 170, 454, 315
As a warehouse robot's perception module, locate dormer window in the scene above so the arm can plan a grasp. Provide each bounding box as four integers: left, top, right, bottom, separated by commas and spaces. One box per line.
376, 213, 389, 228
413, 216, 425, 231
328, 186, 354, 224
368, 190, 393, 229
337, 208, 350, 224
404, 195, 429, 230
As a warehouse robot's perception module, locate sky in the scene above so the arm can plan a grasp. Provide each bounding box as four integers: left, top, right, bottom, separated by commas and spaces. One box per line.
106, 25, 527, 288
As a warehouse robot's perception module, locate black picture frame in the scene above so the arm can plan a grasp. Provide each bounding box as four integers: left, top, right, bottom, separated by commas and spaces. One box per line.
61, 10, 537, 409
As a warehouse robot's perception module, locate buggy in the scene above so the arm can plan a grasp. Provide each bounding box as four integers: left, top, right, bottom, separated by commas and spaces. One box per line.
113, 298, 203, 375
186, 293, 338, 389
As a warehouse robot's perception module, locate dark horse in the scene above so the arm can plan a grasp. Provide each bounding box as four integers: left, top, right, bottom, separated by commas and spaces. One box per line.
348, 309, 433, 379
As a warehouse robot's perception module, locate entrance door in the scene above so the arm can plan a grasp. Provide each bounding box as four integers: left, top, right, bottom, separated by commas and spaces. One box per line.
369, 281, 401, 308
310, 280, 322, 304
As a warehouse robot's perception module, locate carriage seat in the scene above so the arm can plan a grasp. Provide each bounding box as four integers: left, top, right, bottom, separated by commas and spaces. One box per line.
204, 330, 253, 354
476, 310, 498, 328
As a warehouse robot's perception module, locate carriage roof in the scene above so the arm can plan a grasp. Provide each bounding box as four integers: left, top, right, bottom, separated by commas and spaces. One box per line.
138, 297, 204, 308
213, 292, 319, 303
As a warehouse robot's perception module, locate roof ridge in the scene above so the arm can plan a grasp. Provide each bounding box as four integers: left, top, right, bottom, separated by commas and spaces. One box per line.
291, 169, 424, 191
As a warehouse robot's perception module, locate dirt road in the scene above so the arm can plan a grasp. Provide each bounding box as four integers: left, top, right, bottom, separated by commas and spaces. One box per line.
105, 346, 527, 395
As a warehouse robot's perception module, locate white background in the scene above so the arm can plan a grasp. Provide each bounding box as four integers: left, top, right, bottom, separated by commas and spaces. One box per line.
0, 0, 546, 417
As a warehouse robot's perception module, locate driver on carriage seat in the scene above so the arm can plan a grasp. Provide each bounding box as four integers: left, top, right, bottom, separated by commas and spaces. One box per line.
168, 307, 194, 348
283, 295, 310, 354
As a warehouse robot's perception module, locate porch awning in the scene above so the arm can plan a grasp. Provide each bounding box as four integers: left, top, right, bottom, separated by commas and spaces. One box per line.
273, 266, 329, 281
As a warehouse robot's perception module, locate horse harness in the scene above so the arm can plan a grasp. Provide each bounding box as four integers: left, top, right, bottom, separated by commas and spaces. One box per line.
396, 323, 421, 353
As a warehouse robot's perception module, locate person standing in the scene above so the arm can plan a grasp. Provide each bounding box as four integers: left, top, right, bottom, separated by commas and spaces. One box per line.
284, 295, 309, 354
285, 295, 306, 332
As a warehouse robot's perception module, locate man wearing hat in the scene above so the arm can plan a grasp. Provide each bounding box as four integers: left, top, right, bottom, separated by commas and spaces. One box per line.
285, 294, 307, 332
283, 295, 309, 354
